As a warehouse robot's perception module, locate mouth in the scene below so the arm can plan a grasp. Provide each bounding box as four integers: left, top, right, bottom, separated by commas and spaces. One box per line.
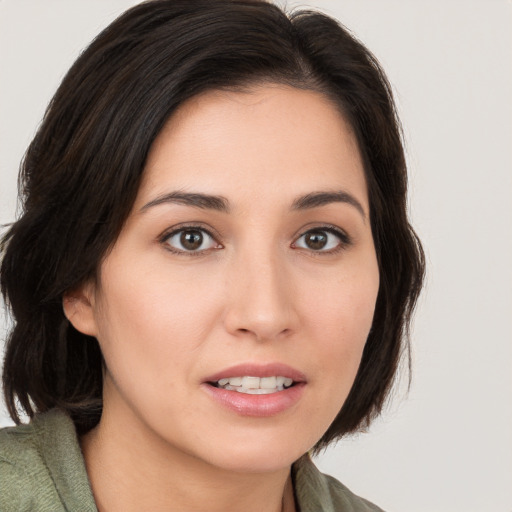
208, 375, 295, 395
202, 363, 306, 416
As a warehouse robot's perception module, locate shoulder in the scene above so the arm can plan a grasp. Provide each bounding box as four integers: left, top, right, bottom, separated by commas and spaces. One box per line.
0, 411, 62, 510
0, 409, 97, 511
293, 454, 386, 512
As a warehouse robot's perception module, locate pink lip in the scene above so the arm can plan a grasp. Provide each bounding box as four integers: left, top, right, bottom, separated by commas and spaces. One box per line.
202, 363, 307, 417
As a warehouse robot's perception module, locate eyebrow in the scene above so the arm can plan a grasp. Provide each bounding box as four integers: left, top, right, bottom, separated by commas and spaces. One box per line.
291, 191, 366, 220
140, 191, 230, 213
140, 189, 366, 220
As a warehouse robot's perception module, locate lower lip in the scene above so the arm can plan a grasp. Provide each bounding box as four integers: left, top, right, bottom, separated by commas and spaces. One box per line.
202, 383, 306, 417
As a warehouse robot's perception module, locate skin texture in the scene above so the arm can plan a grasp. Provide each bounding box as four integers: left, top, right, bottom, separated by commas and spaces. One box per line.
64, 85, 380, 512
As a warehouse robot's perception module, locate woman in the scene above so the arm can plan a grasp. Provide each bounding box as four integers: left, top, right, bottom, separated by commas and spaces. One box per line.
0, 1, 424, 510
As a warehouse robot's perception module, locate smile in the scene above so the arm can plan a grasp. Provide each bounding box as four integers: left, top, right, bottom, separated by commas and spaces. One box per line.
212, 376, 295, 394
203, 363, 306, 416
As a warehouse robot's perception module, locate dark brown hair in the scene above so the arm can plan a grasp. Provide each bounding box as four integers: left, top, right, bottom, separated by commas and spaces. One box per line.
1, 0, 424, 448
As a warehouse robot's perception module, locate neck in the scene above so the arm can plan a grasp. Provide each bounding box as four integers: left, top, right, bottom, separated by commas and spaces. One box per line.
80, 405, 296, 512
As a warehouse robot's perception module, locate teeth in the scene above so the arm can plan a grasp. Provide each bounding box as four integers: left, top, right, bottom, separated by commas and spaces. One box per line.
214, 376, 295, 393
242, 376, 260, 389
260, 376, 277, 388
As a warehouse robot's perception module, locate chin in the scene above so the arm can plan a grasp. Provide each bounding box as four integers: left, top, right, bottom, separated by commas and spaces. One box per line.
208, 451, 301, 474
194, 431, 314, 474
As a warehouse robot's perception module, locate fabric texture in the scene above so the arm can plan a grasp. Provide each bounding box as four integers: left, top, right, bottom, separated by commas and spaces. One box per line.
0, 409, 384, 511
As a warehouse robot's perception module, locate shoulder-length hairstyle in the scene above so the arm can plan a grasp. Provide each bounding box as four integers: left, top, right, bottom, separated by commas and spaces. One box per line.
1, 0, 424, 449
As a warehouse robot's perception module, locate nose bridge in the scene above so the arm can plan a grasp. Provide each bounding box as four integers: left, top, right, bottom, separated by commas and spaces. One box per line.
224, 241, 294, 340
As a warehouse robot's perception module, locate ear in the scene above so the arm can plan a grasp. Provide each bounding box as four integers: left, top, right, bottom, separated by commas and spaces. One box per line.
62, 282, 98, 337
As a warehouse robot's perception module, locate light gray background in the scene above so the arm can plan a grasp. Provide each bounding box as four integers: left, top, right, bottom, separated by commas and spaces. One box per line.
1, 1, 511, 511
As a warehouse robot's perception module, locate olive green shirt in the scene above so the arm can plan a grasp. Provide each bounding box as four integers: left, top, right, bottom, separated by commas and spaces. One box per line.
0, 409, 384, 511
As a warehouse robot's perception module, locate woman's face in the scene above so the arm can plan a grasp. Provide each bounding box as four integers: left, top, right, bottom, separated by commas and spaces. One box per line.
70, 85, 379, 473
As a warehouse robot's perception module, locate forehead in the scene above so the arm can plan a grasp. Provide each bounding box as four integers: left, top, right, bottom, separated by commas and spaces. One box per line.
136, 85, 367, 211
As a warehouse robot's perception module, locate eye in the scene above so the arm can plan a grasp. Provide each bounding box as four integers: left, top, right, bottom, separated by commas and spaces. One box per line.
162, 227, 220, 253
293, 227, 349, 252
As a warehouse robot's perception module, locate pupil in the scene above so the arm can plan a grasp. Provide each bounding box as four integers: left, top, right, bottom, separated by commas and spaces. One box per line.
180, 230, 203, 250
306, 231, 327, 250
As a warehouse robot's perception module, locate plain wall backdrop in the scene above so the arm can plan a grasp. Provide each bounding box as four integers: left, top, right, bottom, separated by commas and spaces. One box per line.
1, 1, 511, 511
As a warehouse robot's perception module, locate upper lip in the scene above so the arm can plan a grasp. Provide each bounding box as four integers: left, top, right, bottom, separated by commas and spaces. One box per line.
204, 363, 307, 384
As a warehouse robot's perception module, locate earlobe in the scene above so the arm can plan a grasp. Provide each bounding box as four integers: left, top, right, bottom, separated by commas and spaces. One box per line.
62, 283, 98, 337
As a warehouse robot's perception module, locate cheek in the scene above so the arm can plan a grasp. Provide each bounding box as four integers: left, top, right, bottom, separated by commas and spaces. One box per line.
302, 264, 379, 379
306, 263, 378, 330
92, 263, 223, 371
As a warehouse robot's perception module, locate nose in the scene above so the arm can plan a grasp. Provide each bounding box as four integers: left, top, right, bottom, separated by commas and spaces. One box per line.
223, 247, 297, 342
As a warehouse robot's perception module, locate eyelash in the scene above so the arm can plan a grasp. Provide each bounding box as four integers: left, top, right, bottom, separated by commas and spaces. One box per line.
159, 224, 221, 257
159, 224, 352, 256
293, 225, 352, 254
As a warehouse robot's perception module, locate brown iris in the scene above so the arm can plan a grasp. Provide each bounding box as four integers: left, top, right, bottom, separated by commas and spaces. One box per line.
180, 230, 204, 250
304, 231, 328, 250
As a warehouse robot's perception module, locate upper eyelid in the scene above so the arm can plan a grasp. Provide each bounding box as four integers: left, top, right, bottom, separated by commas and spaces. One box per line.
295, 224, 351, 243
159, 223, 221, 242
